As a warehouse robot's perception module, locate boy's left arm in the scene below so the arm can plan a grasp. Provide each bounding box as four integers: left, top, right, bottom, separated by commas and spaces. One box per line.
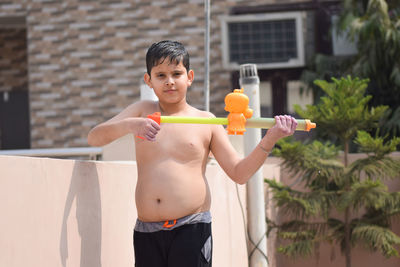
211, 115, 297, 184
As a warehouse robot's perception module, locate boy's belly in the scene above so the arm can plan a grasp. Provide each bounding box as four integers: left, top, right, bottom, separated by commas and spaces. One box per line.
135, 162, 211, 222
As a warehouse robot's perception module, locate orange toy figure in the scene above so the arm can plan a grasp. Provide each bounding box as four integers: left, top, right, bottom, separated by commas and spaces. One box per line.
224, 88, 253, 135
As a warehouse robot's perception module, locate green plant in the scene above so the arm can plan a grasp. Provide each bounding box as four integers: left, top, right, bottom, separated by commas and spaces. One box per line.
302, 0, 400, 138
340, 0, 400, 138
266, 76, 400, 267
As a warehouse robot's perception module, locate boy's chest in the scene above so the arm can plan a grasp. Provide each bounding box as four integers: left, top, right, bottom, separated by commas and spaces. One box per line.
154, 123, 210, 160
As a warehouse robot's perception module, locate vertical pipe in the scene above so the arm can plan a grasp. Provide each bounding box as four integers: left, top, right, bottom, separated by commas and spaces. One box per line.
240, 64, 268, 267
204, 0, 210, 112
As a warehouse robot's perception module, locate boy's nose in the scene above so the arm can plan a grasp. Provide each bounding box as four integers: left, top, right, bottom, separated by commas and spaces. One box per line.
166, 77, 175, 85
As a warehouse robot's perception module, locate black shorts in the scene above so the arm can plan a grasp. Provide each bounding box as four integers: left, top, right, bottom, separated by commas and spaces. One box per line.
133, 212, 212, 267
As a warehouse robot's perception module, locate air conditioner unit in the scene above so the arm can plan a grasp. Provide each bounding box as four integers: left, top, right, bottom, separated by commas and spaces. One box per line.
220, 12, 305, 70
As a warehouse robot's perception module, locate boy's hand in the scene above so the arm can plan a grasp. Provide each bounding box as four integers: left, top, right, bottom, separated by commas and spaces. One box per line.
135, 118, 161, 141
265, 115, 297, 142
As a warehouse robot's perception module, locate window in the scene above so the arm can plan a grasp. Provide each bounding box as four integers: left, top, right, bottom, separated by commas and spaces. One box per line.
220, 12, 305, 70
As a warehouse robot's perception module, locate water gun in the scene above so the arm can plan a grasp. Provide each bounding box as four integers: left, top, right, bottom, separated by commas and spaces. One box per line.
137, 89, 315, 139
144, 112, 316, 132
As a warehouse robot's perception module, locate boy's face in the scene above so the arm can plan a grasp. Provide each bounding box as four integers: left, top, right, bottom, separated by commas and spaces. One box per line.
144, 58, 194, 105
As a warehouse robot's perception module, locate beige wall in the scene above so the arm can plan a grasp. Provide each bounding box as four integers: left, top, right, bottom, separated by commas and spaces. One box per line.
1, 153, 399, 267
0, 155, 248, 267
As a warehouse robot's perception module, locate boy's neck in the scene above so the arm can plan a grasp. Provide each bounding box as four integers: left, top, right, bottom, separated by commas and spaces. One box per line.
158, 100, 189, 115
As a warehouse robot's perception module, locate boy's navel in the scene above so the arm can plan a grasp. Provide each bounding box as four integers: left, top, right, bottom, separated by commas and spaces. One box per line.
157, 198, 161, 204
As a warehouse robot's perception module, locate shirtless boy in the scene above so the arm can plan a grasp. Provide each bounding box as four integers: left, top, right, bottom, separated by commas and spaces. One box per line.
87, 40, 297, 267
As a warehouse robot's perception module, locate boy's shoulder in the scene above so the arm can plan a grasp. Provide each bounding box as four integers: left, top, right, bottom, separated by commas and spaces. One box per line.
124, 100, 158, 118
186, 105, 215, 118
137, 100, 158, 109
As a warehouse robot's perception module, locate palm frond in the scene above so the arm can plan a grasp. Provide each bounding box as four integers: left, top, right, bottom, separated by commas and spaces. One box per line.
279, 220, 332, 236
360, 208, 400, 228
278, 239, 315, 259
275, 139, 345, 189
354, 130, 400, 157
352, 224, 400, 257
337, 180, 390, 211
349, 156, 400, 180
266, 179, 337, 219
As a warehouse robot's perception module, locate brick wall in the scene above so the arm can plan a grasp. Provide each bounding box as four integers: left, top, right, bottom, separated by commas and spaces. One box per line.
1, 0, 308, 148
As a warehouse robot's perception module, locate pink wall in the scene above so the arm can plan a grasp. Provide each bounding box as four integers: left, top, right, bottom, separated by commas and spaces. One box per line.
0, 155, 248, 267
1, 153, 399, 267
265, 154, 400, 267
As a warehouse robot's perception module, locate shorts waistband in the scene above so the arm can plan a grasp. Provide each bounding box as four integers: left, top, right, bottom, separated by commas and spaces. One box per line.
134, 211, 212, 233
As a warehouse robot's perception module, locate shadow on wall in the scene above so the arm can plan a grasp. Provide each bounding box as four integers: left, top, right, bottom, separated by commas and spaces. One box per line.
60, 161, 102, 267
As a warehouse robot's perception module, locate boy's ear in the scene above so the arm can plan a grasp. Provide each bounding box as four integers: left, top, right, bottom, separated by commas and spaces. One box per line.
144, 73, 152, 88
187, 69, 194, 87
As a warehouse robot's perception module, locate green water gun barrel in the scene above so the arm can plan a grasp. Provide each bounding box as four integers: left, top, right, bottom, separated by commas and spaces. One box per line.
152, 113, 316, 131
246, 118, 316, 131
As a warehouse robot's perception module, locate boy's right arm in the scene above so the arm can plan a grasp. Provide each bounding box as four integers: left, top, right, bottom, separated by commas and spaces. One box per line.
87, 101, 160, 146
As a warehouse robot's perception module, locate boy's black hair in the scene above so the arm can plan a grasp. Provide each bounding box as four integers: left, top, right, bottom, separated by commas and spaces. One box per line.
146, 40, 190, 75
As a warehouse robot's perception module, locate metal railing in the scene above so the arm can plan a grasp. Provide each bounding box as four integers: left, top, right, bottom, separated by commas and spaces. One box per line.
0, 147, 103, 160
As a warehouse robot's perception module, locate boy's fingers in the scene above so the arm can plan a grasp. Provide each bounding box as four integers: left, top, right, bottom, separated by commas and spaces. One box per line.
277, 115, 290, 129
136, 118, 160, 141
143, 118, 161, 136
274, 115, 298, 136
148, 126, 159, 135
291, 117, 298, 132
283, 115, 291, 128
145, 133, 156, 141
274, 116, 282, 127
150, 120, 161, 130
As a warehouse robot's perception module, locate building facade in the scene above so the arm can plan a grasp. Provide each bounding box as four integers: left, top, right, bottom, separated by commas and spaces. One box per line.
0, 0, 340, 149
